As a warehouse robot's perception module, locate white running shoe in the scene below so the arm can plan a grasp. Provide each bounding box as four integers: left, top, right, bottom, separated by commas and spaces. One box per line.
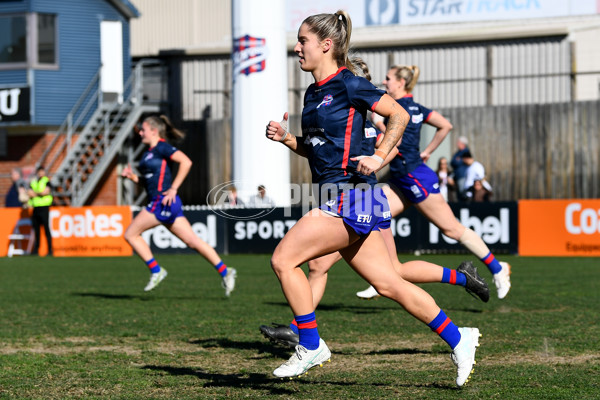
273, 338, 331, 378
493, 262, 512, 299
356, 285, 380, 300
144, 268, 168, 292
451, 327, 481, 387
222, 268, 237, 297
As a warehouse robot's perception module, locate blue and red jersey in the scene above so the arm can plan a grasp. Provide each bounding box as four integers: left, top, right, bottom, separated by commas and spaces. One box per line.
138, 140, 178, 200
387, 94, 433, 176
301, 67, 385, 188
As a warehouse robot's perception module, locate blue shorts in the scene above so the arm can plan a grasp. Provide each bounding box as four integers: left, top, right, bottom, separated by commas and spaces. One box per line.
146, 194, 185, 224
319, 185, 391, 236
388, 163, 440, 204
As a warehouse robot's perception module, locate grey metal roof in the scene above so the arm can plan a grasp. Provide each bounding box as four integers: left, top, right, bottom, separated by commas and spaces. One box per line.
107, 0, 140, 19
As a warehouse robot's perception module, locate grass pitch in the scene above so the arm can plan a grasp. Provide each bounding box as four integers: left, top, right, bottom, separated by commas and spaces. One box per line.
0, 254, 598, 399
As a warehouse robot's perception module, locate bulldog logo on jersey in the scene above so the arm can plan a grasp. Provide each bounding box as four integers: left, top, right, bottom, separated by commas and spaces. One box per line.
412, 113, 424, 124
232, 35, 268, 79
364, 127, 377, 138
317, 94, 333, 109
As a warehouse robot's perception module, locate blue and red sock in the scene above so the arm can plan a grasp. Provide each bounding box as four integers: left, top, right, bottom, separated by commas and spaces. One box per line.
427, 310, 461, 349
214, 261, 227, 277
295, 312, 320, 350
441, 268, 467, 287
290, 319, 299, 335
481, 252, 502, 274
145, 258, 161, 274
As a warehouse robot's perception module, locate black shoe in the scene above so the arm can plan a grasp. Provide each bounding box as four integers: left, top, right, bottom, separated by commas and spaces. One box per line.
457, 261, 490, 302
259, 323, 299, 348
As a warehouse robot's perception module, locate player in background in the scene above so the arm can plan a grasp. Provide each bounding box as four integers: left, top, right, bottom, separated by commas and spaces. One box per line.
353, 64, 511, 300
264, 11, 481, 386
121, 115, 237, 295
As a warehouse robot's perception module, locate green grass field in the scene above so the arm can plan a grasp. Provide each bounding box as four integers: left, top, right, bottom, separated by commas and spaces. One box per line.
0, 254, 598, 399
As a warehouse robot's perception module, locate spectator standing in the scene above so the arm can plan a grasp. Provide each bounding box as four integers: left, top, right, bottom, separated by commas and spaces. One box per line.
450, 136, 470, 201
462, 150, 492, 199
436, 157, 454, 202
27, 166, 53, 256
5, 168, 28, 207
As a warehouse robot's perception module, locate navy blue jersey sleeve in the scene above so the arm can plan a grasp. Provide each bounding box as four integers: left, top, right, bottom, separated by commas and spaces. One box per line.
155, 141, 178, 160
420, 104, 433, 123
345, 76, 385, 112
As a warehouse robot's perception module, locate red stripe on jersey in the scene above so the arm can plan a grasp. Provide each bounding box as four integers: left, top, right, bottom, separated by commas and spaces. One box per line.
148, 138, 166, 151
341, 108, 356, 172
449, 269, 456, 284
297, 320, 318, 330
157, 160, 167, 192
149, 197, 160, 212
424, 111, 433, 122
337, 192, 345, 214
408, 173, 429, 197
435, 317, 451, 334
371, 100, 379, 111
316, 66, 346, 86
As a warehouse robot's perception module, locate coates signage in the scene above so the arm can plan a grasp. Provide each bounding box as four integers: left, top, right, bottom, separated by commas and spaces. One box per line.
49, 206, 132, 257
232, 35, 268, 79
519, 199, 600, 256
0, 87, 30, 123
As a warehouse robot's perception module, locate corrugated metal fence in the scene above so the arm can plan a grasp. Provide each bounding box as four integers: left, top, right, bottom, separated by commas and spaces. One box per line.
164, 35, 587, 121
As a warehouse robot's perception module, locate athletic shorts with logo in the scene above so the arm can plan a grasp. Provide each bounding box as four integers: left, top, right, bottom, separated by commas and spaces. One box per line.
146, 194, 185, 224
319, 185, 391, 236
388, 163, 441, 204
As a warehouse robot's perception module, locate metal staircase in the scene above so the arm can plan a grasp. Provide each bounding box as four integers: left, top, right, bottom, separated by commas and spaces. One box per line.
38, 60, 159, 206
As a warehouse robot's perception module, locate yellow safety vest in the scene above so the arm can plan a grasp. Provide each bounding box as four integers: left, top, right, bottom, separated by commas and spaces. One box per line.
29, 176, 53, 207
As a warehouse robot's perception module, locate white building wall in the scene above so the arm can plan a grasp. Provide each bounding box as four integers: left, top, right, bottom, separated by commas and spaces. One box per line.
569, 26, 600, 101
130, 0, 232, 57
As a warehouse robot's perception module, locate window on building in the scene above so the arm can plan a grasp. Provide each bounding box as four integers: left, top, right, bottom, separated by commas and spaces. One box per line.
0, 15, 27, 63
37, 14, 56, 65
0, 13, 57, 68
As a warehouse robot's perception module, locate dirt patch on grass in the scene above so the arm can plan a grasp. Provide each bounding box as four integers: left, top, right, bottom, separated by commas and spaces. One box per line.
1, 334, 598, 370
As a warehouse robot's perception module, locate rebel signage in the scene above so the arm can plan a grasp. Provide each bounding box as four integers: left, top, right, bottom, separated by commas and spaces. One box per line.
0, 87, 30, 123
137, 203, 517, 255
